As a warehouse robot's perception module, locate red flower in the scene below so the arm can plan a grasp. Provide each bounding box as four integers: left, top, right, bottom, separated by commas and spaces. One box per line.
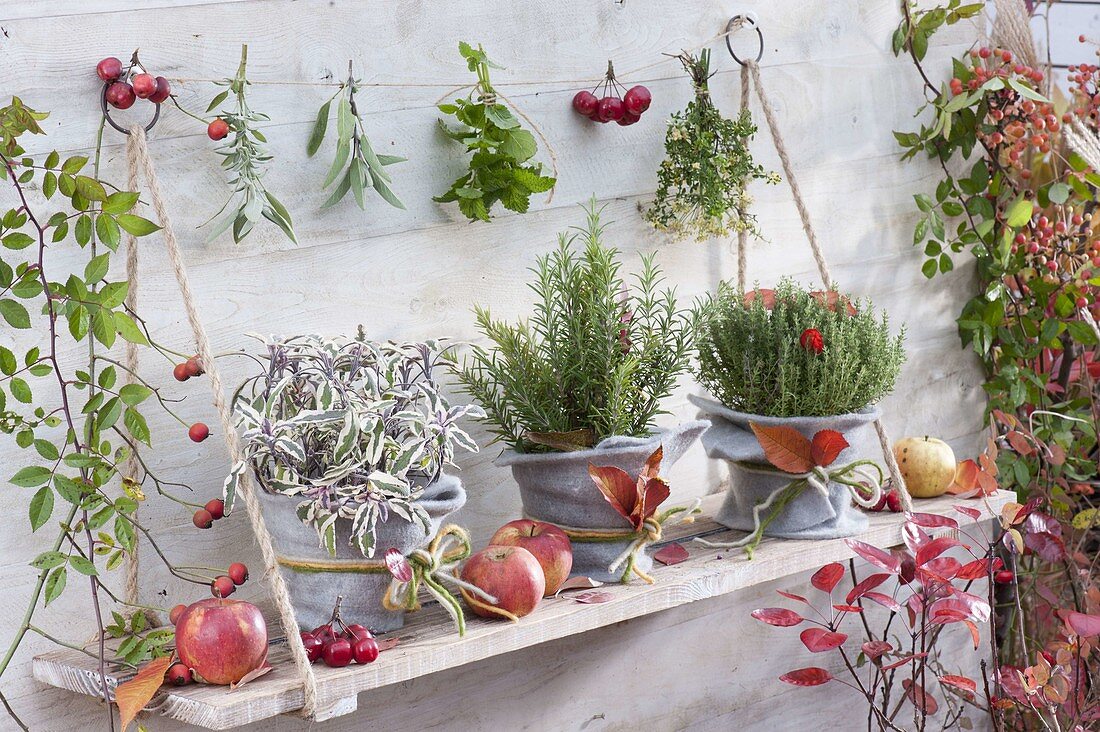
799, 328, 824, 354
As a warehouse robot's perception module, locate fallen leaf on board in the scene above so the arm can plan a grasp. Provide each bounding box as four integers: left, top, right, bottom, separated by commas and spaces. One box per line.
554, 576, 604, 596
653, 542, 689, 566
231, 662, 273, 690
573, 591, 614, 604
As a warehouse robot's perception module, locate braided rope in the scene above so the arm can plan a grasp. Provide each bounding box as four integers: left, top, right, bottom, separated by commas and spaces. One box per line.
736, 64, 750, 293
125, 126, 320, 718
738, 62, 913, 512
122, 137, 143, 611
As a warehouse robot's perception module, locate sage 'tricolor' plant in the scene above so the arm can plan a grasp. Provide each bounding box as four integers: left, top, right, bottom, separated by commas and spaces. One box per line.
225, 332, 483, 557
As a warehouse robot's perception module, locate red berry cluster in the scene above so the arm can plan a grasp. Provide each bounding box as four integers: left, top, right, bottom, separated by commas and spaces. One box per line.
866, 488, 904, 514
300, 598, 379, 668
572, 61, 651, 126
192, 498, 226, 530
1066, 34, 1100, 133
172, 356, 211, 443
97, 56, 171, 110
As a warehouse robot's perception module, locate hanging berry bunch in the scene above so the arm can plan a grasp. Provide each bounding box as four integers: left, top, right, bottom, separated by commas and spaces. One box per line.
572, 61, 651, 126
97, 52, 171, 110
645, 49, 778, 242
299, 597, 381, 668
202, 45, 296, 244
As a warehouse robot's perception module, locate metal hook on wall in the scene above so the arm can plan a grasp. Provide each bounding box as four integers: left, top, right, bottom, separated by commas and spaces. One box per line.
725, 14, 764, 66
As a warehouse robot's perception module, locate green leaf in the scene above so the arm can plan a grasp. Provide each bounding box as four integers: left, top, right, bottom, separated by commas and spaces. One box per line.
114, 516, 135, 553
118, 384, 152, 406
11, 466, 52, 488
10, 376, 32, 403
0, 298, 30, 328
84, 253, 110, 284
74, 175, 107, 202
0, 347, 14, 375
321, 169, 353, 208
499, 128, 536, 162
206, 90, 229, 113
113, 312, 148, 345
1006, 198, 1033, 228
97, 396, 123, 431
102, 191, 141, 215
336, 97, 354, 143
1048, 182, 1071, 205
921, 258, 937, 279
307, 100, 331, 157
2, 232, 34, 250
44, 566, 66, 605
53, 474, 86, 504
123, 407, 150, 445
69, 555, 98, 576
95, 213, 121, 250
28, 486, 54, 531
323, 138, 351, 189
30, 550, 65, 571
33, 439, 59, 461
61, 156, 88, 175
115, 214, 160, 236
484, 104, 519, 129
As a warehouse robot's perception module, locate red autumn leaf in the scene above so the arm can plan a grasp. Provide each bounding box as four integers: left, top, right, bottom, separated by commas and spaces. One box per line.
845, 539, 902, 574
777, 589, 810, 604
800, 628, 848, 652
231, 662, 273, 690
375, 637, 401, 652
116, 655, 173, 731
1048, 443, 1066, 466
903, 523, 932, 554
862, 640, 892, 660
963, 620, 981, 649
749, 422, 814, 474
1006, 430, 1035, 456
903, 679, 940, 714
1024, 531, 1066, 563
953, 504, 982, 520
811, 562, 845, 593
863, 592, 903, 613
640, 445, 664, 481
573, 591, 614, 604
882, 652, 928, 671
653, 542, 689, 566
779, 667, 833, 686
948, 460, 980, 495
955, 557, 1001, 580
915, 536, 962, 567
385, 548, 413, 583
923, 556, 962, 579
637, 476, 671, 526
751, 607, 803, 627
906, 512, 960, 530
845, 572, 890, 604
833, 604, 864, 613
588, 463, 640, 526
810, 430, 849, 467
1066, 611, 1100, 637
939, 674, 977, 694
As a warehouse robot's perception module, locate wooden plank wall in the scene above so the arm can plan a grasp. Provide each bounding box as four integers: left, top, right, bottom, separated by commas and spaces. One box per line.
0, 1, 993, 729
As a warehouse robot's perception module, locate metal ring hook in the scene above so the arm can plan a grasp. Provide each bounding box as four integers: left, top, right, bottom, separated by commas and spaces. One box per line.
100, 83, 160, 136
725, 15, 764, 66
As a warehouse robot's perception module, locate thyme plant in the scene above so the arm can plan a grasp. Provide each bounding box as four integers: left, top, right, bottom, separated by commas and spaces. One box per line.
456, 201, 693, 453
645, 49, 778, 241
694, 279, 905, 417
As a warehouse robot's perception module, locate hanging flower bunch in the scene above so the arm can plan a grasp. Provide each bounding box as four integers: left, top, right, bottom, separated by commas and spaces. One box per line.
645, 49, 778, 241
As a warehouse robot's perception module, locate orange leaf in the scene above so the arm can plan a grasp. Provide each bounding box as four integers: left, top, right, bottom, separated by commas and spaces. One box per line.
949, 459, 979, 494
116, 655, 173, 731
640, 445, 664, 482
588, 464, 639, 525
637, 476, 670, 524
810, 430, 849, 467
750, 422, 814, 474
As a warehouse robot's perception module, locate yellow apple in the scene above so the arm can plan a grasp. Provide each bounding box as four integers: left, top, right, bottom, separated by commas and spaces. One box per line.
893, 436, 956, 499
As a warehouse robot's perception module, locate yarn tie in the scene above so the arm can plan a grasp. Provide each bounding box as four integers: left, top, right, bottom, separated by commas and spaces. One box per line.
382, 524, 495, 636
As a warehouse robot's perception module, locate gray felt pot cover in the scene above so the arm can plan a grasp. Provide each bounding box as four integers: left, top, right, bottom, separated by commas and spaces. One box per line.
690, 395, 880, 540
496, 420, 709, 582
258, 473, 466, 632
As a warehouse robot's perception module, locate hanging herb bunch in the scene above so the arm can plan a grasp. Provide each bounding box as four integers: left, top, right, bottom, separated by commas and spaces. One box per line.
436, 42, 556, 222
308, 61, 406, 210
203, 44, 296, 244
645, 49, 778, 241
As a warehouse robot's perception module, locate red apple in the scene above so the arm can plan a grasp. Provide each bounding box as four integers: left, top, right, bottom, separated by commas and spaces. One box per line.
489, 519, 572, 596
174, 598, 267, 685
460, 545, 545, 619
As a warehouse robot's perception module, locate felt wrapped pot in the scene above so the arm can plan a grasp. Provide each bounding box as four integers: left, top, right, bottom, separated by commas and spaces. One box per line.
257, 473, 466, 632
496, 420, 709, 582
690, 395, 880, 540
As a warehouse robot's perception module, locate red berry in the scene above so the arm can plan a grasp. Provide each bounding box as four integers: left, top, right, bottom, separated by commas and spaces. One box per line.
994, 569, 1015, 584
96, 57, 123, 82
211, 575, 235, 598
979, 47, 992, 59
352, 637, 379, 665
149, 76, 171, 104
166, 662, 192, 686
572, 90, 599, 117
596, 96, 624, 122
205, 498, 225, 521
192, 508, 213, 529
300, 632, 323, 663
132, 73, 157, 99
189, 422, 209, 442
173, 363, 190, 382
106, 82, 136, 110
169, 604, 187, 625
623, 85, 652, 115
616, 111, 640, 127
311, 624, 336, 642
886, 490, 902, 513
344, 624, 372, 642
207, 118, 229, 141
228, 561, 248, 586
184, 357, 203, 377
322, 638, 353, 667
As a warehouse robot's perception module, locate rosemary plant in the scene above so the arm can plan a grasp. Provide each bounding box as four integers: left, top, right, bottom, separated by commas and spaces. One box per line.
456, 201, 693, 453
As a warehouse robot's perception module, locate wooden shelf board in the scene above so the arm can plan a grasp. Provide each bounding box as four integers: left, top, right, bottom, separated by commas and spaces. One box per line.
33, 489, 1013, 729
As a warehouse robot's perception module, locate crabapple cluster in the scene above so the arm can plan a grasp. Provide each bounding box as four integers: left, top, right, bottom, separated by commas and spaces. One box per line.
97, 56, 170, 110
572, 62, 651, 126
299, 599, 380, 668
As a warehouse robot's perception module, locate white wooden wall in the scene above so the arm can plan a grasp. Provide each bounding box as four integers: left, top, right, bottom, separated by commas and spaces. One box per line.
0, 1, 994, 729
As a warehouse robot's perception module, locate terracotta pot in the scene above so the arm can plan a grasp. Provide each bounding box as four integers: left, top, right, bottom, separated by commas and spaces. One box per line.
496, 421, 709, 582
258, 474, 465, 632
691, 395, 879, 539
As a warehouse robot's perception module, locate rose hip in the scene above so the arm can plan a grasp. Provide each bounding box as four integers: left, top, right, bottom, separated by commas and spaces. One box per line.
132, 73, 157, 99
96, 57, 123, 82
166, 662, 192, 686
149, 76, 171, 104
228, 561, 249, 586
106, 82, 136, 110
189, 423, 210, 442
211, 575, 235, 598
192, 508, 214, 529
207, 118, 229, 141
205, 498, 225, 521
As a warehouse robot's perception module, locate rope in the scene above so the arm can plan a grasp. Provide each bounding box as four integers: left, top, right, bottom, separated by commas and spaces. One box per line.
125, 125, 320, 718
1065, 116, 1100, 172
122, 138, 143, 611
736, 61, 913, 512
736, 64, 750, 293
